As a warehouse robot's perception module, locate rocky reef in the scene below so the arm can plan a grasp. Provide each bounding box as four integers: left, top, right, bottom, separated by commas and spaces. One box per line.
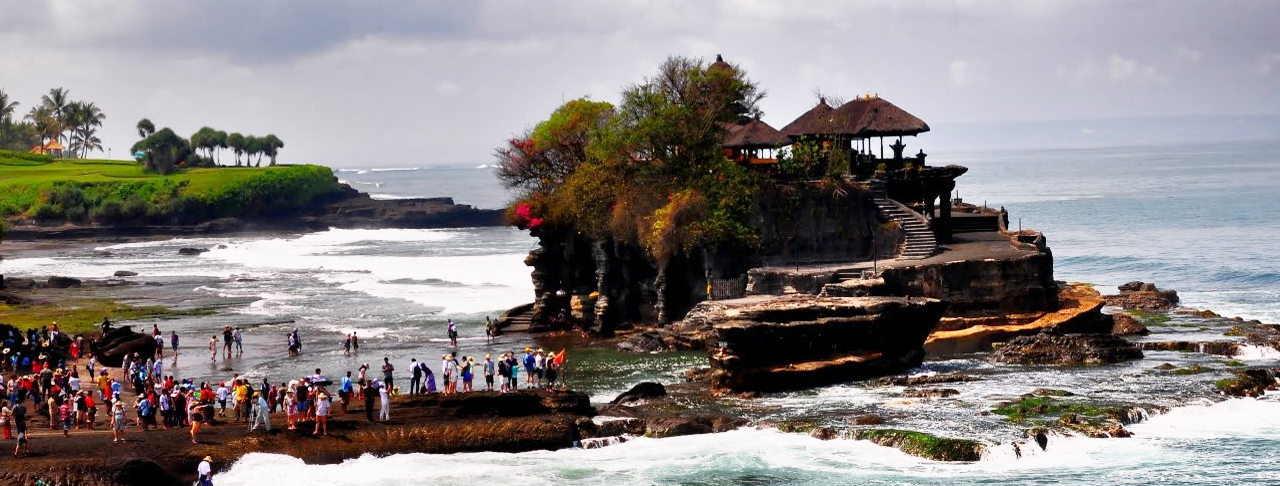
698, 295, 947, 393
88, 325, 158, 368
987, 327, 1144, 365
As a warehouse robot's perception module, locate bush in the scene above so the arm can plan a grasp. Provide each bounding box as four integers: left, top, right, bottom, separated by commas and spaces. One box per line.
32, 203, 64, 221
0, 150, 54, 164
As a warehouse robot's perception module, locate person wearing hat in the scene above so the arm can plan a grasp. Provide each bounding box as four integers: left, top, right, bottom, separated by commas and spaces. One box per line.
197, 456, 214, 485
313, 391, 330, 436
523, 348, 537, 388
460, 356, 474, 393
483, 354, 495, 392
283, 389, 297, 430
440, 354, 453, 396
250, 391, 270, 432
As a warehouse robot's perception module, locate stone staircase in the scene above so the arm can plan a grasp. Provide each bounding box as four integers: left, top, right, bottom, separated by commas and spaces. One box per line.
869, 179, 937, 260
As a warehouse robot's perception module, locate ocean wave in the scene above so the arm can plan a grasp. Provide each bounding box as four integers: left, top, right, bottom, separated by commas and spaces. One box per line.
369, 194, 416, 200
370, 167, 420, 172
379, 278, 467, 287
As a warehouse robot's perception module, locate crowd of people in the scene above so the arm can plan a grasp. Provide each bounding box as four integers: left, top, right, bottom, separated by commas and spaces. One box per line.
1, 316, 570, 476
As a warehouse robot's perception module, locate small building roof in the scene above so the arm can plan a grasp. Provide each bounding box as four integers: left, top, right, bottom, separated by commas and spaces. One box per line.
709, 54, 733, 72
781, 96, 929, 138
779, 98, 837, 137
29, 138, 64, 154
723, 118, 791, 149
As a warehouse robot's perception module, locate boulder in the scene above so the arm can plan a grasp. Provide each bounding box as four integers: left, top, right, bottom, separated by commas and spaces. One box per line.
644, 414, 746, 439
89, 326, 159, 368
1215, 368, 1279, 397
1104, 282, 1179, 311
902, 388, 960, 398
848, 414, 886, 425
988, 327, 1143, 365
616, 331, 666, 353
1110, 313, 1150, 336
4, 277, 36, 289
47, 276, 82, 288
611, 382, 667, 406
114, 270, 139, 277
178, 248, 208, 256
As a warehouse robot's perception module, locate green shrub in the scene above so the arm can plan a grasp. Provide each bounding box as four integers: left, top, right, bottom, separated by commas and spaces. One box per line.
32, 203, 64, 220
0, 150, 54, 164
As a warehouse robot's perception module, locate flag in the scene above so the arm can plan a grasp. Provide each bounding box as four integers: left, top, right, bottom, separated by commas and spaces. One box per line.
553, 349, 566, 366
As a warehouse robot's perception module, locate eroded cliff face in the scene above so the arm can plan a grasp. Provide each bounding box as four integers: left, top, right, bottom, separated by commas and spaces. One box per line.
520, 182, 901, 332
701, 296, 948, 394
878, 251, 1058, 316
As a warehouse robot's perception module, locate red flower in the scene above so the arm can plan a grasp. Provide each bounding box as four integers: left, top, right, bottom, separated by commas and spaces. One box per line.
528, 217, 544, 228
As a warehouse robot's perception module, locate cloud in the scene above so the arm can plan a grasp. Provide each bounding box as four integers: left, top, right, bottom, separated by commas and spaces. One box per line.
1256, 53, 1280, 77
1056, 54, 1161, 85
948, 60, 981, 88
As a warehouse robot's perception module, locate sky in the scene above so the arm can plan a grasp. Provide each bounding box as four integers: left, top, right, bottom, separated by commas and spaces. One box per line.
1, 0, 1278, 167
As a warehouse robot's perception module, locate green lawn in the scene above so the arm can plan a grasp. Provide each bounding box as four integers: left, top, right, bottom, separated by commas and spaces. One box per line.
0, 155, 341, 223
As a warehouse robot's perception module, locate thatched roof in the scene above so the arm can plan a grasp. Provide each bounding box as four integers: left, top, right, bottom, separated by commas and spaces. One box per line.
709, 54, 733, 72
779, 98, 836, 137
723, 118, 791, 148
781, 96, 929, 138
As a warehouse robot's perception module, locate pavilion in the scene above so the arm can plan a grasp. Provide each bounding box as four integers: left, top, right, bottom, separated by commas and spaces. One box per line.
29, 138, 64, 158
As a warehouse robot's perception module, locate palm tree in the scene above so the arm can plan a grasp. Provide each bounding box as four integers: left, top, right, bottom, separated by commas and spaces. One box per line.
227, 132, 245, 166
40, 87, 71, 152
25, 105, 58, 149
264, 134, 284, 165
213, 130, 228, 165
0, 89, 18, 142
244, 135, 264, 167
136, 118, 155, 139
73, 131, 103, 158
66, 101, 105, 158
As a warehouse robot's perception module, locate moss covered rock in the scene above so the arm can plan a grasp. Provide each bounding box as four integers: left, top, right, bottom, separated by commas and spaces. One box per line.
853, 429, 984, 461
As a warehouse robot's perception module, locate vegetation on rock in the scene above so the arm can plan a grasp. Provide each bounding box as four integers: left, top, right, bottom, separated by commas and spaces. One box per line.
853, 429, 984, 461
0, 299, 216, 334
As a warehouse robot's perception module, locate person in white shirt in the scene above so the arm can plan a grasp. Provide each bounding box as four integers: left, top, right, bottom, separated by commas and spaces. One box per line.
197, 456, 214, 485
378, 383, 391, 421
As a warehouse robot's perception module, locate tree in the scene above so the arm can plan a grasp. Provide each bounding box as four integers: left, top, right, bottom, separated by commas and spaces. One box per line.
227, 132, 245, 166
132, 127, 190, 175
40, 87, 71, 152
496, 98, 614, 194
263, 134, 284, 166
244, 135, 264, 167
25, 105, 58, 147
212, 130, 228, 165
66, 101, 105, 158
136, 118, 155, 139
0, 89, 17, 144
190, 126, 220, 162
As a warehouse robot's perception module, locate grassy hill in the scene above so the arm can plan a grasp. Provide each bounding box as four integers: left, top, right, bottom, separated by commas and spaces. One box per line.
0, 150, 343, 225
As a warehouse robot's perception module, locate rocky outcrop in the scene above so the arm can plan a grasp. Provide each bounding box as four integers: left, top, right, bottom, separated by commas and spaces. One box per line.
1105, 281, 1179, 311
610, 382, 667, 406
704, 295, 947, 393
852, 429, 984, 461
879, 251, 1058, 316
114, 270, 139, 277
1215, 368, 1280, 397
1110, 313, 1150, 336
925, 282, 1105, 355
47, 276, 82, 288
988, 327, 1143, 365
177, 247, 207, 255
88, 326, 159, 368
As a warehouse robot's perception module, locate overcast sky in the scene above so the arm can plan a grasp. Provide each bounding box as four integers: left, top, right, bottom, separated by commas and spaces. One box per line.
2, 0, 1277, 167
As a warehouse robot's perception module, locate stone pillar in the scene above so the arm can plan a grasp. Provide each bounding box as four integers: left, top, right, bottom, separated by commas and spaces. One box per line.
935, 182, 955, 243
592, 239, 611, 333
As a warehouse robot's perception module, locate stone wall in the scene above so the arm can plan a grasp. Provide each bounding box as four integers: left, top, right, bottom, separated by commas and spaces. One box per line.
878, 251, 1058, 316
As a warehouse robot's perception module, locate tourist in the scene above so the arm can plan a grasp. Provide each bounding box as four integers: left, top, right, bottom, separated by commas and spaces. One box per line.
233, 327, 244, 355
313, 392, 330, 436
409, 358, 422, 394
505, 352, 519, 392
461, 356, 474, 393
135, 393, 152, 431
351, 331, 359, 352
292, 328, 302, 354
187, 394, 203, 444
157, 390, 172, 430
378, 382, 391, 421
485, 316, 494, 344
483, 354, 495, 391
381, 357, 394, 390
523, 347, 536, 387
110, 397, 126, 443
343, 334, 352, 356
12, 398, 27, 456
425, 364, 437, 393
497, 353, 510, 393
208, 335, 217, 362
361, 380, 376, 422
283, 390, 297, 430
0, 399, 11, 439
441, 354, 453, 395
171, 330, 180, 357
250, 391, 270, 431
154, 332, 165, 360
222, 326, 234, 358
197, 455, 214, 486
447, 318, 458, 347
287, 332, 298, 356
534, 349, 546, 387
216, 382, 229, 416
339, 371, 353, 413
58, 399, 71, 437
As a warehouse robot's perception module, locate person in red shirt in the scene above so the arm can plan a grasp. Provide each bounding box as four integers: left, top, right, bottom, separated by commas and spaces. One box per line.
59, 401, 72, 437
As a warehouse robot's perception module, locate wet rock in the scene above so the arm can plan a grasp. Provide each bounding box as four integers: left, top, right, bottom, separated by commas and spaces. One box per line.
1104, 282, 1179, 311
810, 427, 840, 440
876, 373, 981, 387
1215, 368, 1279, 397
114, 270, 139, 277
0, 290, 33, 306
1139, 341, 1239, 356
645, 414, 745, 439
143, 281, 164, 286
902, 388, 960, 398
616, 331, 666, 353
178, 247, 208, 255
1110, 313, 1150, 336
988, 329, 1143, 365
611, 382, 667, 406
576, 416, 646, 438
1031, 388, 1075, 397
849, 414, 886, 425
1154, 363, 1177, 370
853, 429, 984, 461
89, 326, 160, 368
4, 277, 36, 289
684, 367, 711, 382
1178, 308, 1222, 319
47, 276, 82, 288
1027, 427, 1050, 451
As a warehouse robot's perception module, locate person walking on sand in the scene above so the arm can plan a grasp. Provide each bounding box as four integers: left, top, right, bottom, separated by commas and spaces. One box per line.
352, 331, 359, 352
485, 316, 494, 344
110, 398, 126, 443
250, 391, 270, 432
339, 371, 353, 414
222, 326, 233, 359
171, 330, 179, 357
233, 327, 244, 355
209, 335, 217, 362
343, 334, 352, 356
362, 381, 376, 422
381, 357, 395, 390
187, 395, 203, 444
483, 354, 495, 392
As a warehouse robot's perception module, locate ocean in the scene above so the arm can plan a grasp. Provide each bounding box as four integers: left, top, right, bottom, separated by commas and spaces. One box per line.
2, 139, 1279, 484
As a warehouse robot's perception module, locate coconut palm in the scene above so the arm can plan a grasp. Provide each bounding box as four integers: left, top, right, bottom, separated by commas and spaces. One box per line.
0, 89, 18, 123
66, 101, 105, 158
136, 118, 155, 139
227, 132, 245, 166
25, 105, 58, 147
40, 87, 71, 151
72, 131, 103, 158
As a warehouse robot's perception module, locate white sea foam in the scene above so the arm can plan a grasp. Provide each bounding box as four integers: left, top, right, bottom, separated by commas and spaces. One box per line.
368, 193, 415, 200
1233, 344, 1280, 361
370, 167, 420, 172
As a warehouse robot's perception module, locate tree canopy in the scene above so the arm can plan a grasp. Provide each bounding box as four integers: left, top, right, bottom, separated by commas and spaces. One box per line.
497, 55, 767, 262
